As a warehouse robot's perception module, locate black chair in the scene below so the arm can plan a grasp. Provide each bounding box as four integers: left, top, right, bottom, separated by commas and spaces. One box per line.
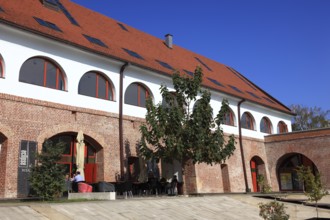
115, 181, 133, 199
148, 178, 159, 195
123, 181, 133, 199
97, 181, 115, 192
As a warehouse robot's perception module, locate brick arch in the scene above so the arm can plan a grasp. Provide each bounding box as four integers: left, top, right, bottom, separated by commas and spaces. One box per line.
0, 123, 15, 198
250, 155, 266, 192
276, 152, 319, 174
276, 152, 317, 191
36, 123, 107, 183
36, 123, 106, 149
0, 123, 15, 140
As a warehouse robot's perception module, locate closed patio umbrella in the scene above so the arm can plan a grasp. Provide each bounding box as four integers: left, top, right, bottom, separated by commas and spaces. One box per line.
76, 130, 85, 180
138, 156, 147, 182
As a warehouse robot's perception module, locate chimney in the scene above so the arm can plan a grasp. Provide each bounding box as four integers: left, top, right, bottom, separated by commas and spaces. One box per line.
165, 34, 173, 49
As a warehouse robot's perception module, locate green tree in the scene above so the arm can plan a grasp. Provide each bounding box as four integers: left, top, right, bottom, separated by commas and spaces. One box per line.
290, 104, 329, 131
139, 66, 236, 170
296, 165, 329, 219
29, 140, 66, 201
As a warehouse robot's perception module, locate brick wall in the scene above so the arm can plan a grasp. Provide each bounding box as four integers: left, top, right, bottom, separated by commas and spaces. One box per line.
265, 129, 330, 191
0, 93, 144, 198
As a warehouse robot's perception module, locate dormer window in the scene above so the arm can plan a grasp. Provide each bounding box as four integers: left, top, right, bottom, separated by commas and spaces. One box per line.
42, 0, 59, 11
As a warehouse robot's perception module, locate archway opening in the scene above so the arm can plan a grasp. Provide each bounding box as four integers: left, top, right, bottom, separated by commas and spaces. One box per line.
0, 133, 8, 197
48, 132, 103, 184
250, 156, 266, 192
277, 153, 318, 191
221, 164, 231, 192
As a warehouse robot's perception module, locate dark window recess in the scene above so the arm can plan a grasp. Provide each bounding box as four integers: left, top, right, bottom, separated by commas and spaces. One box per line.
229, 85, 243, 93
183, 70, 194, 76
0, 6, 4, 12
125, 83, 149, 108
155, 59, 174, 70
34, 17, 62, 32
78, 71, 113, 100
226, 66, 257, 91
118, 23, 128, 31
19, 57, 65, 90
263, 97, 275, 104
83, 34, 108, 48
247, 91, 260, 99
207, 77, 224, 87
123, 48, 144, 60
195, 57, 212, 71
55, 0, 79, 26
241, 112, 254, 130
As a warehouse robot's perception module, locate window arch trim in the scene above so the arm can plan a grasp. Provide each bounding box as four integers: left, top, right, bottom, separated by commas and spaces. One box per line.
19, 56, 66, 91
260, 116, 273, 134
277, 121, 288, 134
124, 82, 151, 108
224, 107, 236, 126
241, 112, 255, 130
78, 71, 114, 101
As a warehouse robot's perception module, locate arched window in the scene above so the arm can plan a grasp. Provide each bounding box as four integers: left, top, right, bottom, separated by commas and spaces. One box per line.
125, 83, 150, 107
260, 117, 272, 134
161, 92, 177, 109
50, 134, 98, 183
78, 71, 114, 100
19, 57, 65, 90
192, 99, 202, 111
224, 108, 235, 126
241, 112, 254, 130
277, 121, 288, 133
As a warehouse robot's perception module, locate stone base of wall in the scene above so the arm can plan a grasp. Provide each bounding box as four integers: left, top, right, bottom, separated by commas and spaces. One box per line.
68, 192, 116, 200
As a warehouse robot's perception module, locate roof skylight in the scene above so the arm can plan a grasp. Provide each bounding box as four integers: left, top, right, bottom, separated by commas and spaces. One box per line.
155, 60, 174, 70
118, 23, 128, 31
183, 70, 194, 76
83, 34, 108, 48
43, 0, 59, 10
226, 66, 257, 91
207, 77, 224, 87
195, 57, 212, 71
263, 97, 275, 104
123, 48, 144, 60
247, 91, 260, 99
229, 85, 243, 93
34, 17, 62, 32
55, 0, 79, 26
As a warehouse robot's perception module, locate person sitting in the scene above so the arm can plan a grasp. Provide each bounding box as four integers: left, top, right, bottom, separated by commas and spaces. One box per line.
71, 171, 84, 192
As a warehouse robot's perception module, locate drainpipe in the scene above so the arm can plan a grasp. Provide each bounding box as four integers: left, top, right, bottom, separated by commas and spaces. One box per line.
237, 99, 250, 192
119, 62, 130, 180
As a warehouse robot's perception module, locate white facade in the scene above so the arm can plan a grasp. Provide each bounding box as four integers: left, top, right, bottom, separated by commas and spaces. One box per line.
0, 23, 292, 140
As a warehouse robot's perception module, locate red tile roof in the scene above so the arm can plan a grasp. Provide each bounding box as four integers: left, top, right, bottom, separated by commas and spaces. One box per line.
0, 0, 292, 114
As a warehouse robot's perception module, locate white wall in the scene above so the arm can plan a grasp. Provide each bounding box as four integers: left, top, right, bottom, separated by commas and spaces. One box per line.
0, 24, 292, 140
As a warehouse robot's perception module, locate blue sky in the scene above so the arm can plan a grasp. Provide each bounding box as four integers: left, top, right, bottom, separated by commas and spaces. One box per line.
72, 0, 330, 111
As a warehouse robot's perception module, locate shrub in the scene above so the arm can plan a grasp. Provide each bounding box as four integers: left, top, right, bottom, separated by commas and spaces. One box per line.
257, 174, 272, 193
259, 201, 289, 220
29, 140, 66, 201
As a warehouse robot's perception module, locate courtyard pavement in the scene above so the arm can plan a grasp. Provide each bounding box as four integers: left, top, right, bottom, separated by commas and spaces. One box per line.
0, 194, 329, 220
